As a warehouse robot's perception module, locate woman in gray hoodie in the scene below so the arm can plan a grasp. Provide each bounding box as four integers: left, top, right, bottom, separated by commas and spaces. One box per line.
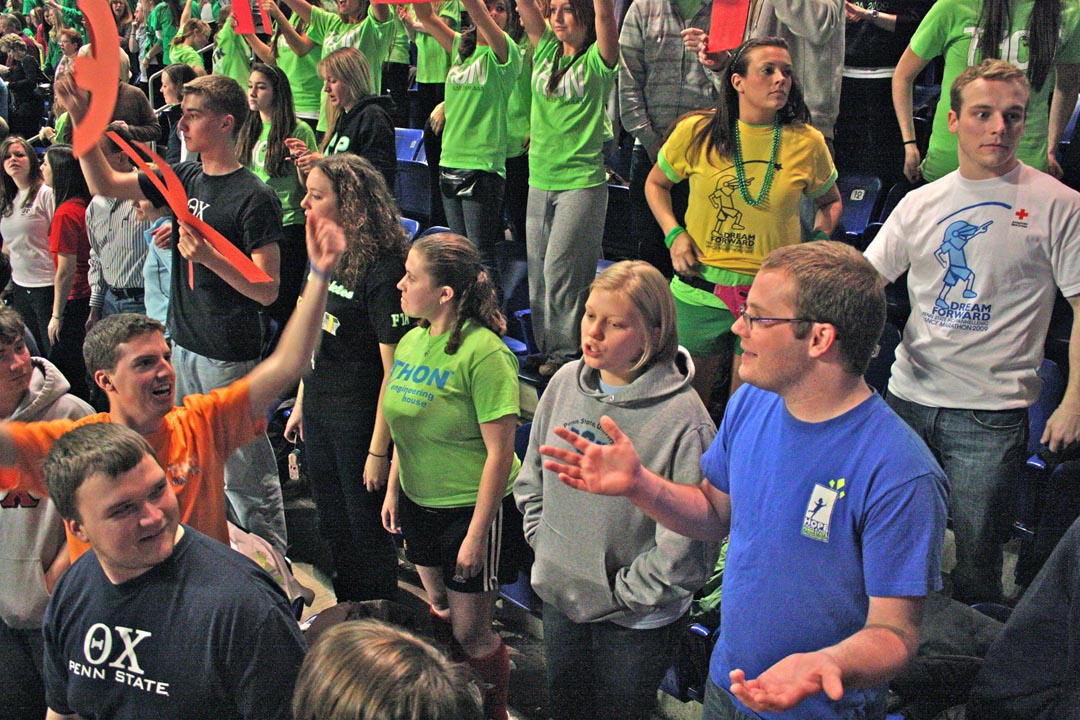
515, 261, 718, 720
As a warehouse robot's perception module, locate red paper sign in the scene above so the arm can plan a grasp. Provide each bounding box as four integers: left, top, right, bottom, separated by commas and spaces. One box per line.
71, 0, 120, 157
231, 0, 273, 35
106, 131, 273, 290
707, 0, 750, 55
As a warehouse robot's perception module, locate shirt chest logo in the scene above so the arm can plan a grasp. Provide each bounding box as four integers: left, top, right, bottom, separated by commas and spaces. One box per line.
801, 478, 845, 543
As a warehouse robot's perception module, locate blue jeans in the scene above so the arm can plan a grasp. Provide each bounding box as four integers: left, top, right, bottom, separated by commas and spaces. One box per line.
541, 603, 679, 720
172, 343, 287, 554
442, 169, 506, 297
702, 680, 761, 720
102, 288, 147, 318
886, 392, 1027, 603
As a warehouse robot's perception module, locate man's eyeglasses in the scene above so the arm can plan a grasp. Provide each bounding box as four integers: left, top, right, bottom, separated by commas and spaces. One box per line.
737, 303, 817, 331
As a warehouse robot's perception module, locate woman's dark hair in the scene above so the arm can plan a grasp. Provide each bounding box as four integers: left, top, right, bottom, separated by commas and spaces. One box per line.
311, 154, 408, 292
411, 233, 505, 354
977, 0, 1060, 92
685, 37, 810, 162
545, 0, 595, 94
162, 62, 198, 102
0, 136, 42, 217
45, 144, 90, 206
236, 64, 298, 178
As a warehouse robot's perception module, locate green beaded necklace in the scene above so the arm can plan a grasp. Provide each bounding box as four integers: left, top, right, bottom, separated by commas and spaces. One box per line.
733, 119, 781, 207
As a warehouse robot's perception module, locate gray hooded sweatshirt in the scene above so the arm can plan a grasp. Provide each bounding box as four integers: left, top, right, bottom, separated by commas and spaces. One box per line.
0, 358, 93, 629
515, 348, 719, 626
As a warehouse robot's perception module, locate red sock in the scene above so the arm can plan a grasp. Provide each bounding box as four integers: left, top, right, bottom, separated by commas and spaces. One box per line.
466, 637, 510, 720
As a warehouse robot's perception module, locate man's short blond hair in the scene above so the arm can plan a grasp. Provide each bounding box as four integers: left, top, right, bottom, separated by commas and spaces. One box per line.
950, 59, 1031, 114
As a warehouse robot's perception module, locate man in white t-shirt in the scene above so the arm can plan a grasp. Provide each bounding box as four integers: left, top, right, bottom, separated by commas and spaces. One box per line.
865, 59, 1080, 604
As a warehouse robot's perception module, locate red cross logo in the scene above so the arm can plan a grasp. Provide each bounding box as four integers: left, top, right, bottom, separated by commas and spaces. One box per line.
1016, 208, 1029, 221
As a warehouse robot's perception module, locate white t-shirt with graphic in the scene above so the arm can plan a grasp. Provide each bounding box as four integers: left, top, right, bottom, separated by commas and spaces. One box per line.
865, 163, 1080, 409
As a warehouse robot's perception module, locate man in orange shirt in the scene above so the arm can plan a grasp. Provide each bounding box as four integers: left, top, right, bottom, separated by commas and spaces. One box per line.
0, 214, 345, 561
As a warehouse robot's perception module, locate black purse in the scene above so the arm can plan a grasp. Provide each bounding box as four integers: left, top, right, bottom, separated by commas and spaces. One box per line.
439, 167, 484, 199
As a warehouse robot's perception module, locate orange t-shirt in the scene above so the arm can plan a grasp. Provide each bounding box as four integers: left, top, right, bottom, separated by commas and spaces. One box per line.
0, 379, 264, 560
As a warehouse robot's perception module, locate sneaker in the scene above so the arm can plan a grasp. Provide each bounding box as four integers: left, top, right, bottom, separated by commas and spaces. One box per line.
538, 360, 564, 377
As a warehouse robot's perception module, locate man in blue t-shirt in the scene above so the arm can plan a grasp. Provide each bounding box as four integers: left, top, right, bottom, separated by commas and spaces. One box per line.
39, 423, 306, 720
541, 241, 948, 719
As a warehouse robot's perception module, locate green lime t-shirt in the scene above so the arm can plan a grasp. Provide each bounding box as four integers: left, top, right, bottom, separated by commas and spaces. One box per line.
212, 20, 252, 88
528, 26, 617, 190
169, 42, 203, 72
414, 0, 461, 83
441, 33, 522, 176
388, 11, 411, 65
505, 35, 532, 159
384, 323, 521, 509
910, 0, 1080, 181
275, 35, 323, 119
249, 120, 317, 227
309, 5, 394, 131
148, 2, 178, 64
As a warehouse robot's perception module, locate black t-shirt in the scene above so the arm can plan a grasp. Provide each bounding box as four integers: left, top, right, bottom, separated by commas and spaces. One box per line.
42, 527, 307, 720
138, 163, 284, 361
844, 0, 934, 68
305, 253, 412, 404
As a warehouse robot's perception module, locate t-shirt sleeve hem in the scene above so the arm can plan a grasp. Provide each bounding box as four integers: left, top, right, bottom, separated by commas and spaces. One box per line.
805, 168, 838, 200
657, 152, 683, 184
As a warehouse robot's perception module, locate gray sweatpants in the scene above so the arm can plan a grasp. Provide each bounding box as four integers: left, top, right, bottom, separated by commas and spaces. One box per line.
525, 184, 607, 363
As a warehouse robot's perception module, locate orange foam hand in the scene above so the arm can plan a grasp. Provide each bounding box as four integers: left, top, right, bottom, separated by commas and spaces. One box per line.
232, 0, 272, 35
706, 0, 750, 54
71, 0, 120, 157
105, 131, 273, 290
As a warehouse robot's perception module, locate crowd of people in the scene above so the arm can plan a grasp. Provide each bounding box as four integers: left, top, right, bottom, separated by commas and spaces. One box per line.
0, 0, 1078, 719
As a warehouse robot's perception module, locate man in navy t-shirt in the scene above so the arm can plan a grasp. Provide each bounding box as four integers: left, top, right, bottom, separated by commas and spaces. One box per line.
541, 241, 948, 719
40, 423, 306, 720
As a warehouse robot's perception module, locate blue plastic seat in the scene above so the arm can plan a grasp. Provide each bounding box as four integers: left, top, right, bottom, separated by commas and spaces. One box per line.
835, 173, 883, 241
394, 127, 423, 161
394, 158, 431, 226
398, 216, 420, 242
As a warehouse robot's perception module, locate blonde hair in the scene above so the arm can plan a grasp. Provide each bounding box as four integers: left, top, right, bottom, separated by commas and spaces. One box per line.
589, 260, 678, 373
292, 620, 483, 720
317, 48, 374, 152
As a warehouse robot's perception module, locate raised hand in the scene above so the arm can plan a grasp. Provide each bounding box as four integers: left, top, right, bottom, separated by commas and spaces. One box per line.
539, 415, 644, 498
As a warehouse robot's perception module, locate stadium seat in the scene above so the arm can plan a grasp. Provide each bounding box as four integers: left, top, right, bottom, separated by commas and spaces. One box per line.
834, 173, 883, 242
394, 159, 431, 226
500, 423, 542, 615
864, 322, 900, 395
394, 127, 424, 161
398, 216, 420, 242
878, 181, 914, 224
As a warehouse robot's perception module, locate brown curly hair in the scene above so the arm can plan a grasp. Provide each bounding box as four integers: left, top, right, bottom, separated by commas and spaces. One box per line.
311, 154, 407, 292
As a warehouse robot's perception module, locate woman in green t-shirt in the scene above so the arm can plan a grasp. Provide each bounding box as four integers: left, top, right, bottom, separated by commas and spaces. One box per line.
239, 0, 323, 130
168, 17, 209, 73
413, 0, 521, 298
515, 0, 618, 378
278, 0, 392, 133
146, 0, 181, 69
236, 63, 318, 326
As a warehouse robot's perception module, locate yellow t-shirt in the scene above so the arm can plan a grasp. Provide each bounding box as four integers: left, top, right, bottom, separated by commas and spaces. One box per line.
658, 114, 837, 276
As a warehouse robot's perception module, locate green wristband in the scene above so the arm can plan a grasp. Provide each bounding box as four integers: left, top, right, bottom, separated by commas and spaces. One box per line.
811, 230, 830, 242
664, 225, 686, 248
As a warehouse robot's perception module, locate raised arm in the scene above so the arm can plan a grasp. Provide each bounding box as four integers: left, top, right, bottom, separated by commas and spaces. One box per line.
180, 0, 193, 27
516, 0, 545, 48
244, 214, 345, 416
264, 0, 317, 58
593, 0, 617, 67
279, 0, 314, 25
730, 596, 922, 713
892, 47, 931, 184
55, 75, 147, 201
412, 0, 456, 55
240, 24, 277, 63
540, 415, 731, 540
463, 0, 507, 62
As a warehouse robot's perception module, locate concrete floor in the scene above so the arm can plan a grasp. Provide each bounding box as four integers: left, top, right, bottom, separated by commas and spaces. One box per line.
292, 558, 700, 720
